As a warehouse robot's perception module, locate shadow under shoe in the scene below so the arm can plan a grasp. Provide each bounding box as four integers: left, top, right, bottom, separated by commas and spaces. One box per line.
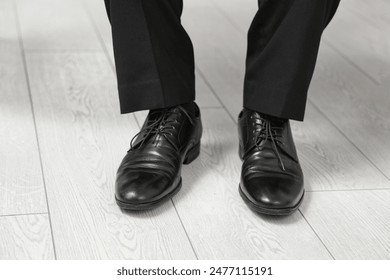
238, 109, 304, 215
115, 104, 202, 210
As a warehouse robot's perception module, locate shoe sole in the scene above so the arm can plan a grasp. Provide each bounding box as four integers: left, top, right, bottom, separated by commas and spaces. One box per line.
239, 185, 305, 216
115, 142, 200, 211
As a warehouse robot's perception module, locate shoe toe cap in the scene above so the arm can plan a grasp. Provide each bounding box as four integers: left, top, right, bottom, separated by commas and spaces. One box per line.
115, 171, 172, 204
241, 175, 304, 209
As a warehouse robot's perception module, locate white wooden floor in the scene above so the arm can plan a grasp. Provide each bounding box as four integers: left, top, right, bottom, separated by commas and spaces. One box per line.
1, 0, 390, 260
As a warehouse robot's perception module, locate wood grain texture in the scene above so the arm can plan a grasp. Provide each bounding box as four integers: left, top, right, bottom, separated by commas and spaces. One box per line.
82, 0, 221, 109
301, 190, 390, 259
0, 0, 47, 215
2, 0, 388, 261
25, 52, 196, 259
15, 0, 101, 50
0, 214, 54, 260
173, 109, 332, 259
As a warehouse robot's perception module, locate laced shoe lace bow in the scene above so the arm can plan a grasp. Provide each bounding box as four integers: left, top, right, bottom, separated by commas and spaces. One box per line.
129, 106, 194, 151
251, 114, 286, 171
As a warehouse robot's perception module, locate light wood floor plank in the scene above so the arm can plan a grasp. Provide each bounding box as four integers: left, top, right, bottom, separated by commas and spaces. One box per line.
173, 109, 332, 259
0, 214, 54, 260
309, 1, 390, 179
82, 0, 114, 58
301, 190, 390, 259
295, 105, 389, 191
15, 0, 101, 50
25, 52, 196, 259
343, 0, 390, 27
183, 0, 246, 118
0, 0, 47, 215
311, 45, 390, 180
324, 3, 390, 85
82, 0, 221, 109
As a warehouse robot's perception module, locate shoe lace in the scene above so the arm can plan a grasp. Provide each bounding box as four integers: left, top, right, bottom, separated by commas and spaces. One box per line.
253, 115, 286, 171
129, 106, 194, 150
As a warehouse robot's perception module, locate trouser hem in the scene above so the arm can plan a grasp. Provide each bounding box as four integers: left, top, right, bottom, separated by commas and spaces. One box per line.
118, 78, 195, 114
243, 82, 306, 121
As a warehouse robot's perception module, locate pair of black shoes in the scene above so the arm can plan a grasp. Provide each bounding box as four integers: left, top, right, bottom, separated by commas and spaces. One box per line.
115, 103, 304, 215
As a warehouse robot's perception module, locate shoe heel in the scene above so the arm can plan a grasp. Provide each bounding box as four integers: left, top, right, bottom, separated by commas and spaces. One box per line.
183, 142, 201, 165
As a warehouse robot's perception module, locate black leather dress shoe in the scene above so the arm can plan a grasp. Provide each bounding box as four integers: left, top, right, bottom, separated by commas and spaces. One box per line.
115, 103, 202, 210
238, 109, 304, 215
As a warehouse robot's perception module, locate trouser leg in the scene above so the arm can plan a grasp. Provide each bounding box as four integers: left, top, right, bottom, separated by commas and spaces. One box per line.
243, 0, 340, 121
104, 0, 195, 114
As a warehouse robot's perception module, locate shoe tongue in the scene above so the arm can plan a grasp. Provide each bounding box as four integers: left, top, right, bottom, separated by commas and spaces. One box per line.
148, 108, 175, 124
257, 112, 287, 124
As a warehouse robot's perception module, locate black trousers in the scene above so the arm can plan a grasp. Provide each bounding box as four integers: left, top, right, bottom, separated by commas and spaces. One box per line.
105, 0, 339, 121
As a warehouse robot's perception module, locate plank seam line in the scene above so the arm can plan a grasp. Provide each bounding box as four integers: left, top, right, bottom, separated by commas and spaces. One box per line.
195, 67, 237, 124
0, 212, 49, 219
172, 201, 199, 260
308, 99, 390, 183
322, 40, 380, 86
307, 188, 390, 193
13, 0, 58, 260
24, 49, 103, 53
299, 210, 336, 260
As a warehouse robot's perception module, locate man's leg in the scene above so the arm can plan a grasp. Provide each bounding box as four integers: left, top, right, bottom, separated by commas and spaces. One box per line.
105, 0, 202, 210
105, 0, 195, 113
238, 0, 340, 215
244, 0, 340, 121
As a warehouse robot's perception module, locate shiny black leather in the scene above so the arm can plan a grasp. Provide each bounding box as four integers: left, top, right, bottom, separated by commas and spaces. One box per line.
238, 109, 304, 215
115, 104, 202, 210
